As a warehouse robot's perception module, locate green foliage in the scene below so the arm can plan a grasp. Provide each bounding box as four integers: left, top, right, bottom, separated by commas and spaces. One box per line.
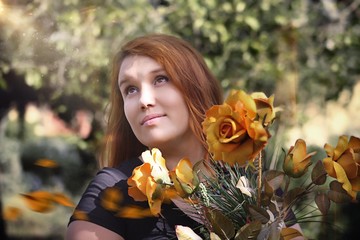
20, 137, 92, 194
205, 208, 236, 239
0, 0, 165, 112
0, 0, 359, 136
1, 0, 359, 111
159, 0, 360, 101
197, 160, 257, 229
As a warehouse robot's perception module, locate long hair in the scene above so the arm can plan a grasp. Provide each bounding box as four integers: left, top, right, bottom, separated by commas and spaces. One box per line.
100, 34, 223, 167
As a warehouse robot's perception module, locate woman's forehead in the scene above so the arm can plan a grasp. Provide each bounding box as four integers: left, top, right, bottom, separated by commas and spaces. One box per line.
118, 55, 165, 83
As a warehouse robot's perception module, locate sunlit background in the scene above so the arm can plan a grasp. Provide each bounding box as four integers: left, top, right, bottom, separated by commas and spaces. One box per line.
0, 0, 359, 239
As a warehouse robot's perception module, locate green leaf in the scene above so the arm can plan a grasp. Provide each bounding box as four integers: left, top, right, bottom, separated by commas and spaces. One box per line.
268, 201, 280, 216
0, 77, 7, 90
244, 16, 260, 31
260, 192, 271, 207
329, 180, 347, 193
267, 220, 282, 240
264, 179, 274, 197
260, 180, 274, 206
311, 160, 327, 185
256, 219, 284, 240
234, 220, 261, 240
248, 204, 270, 224
264, 170, 285, 190
284, 187, 306, 207
327, 181, 352, 203
192, 168, 200, 187
206, 208, 235, 239
315, 192, 330, 215
25, 69, 43, 89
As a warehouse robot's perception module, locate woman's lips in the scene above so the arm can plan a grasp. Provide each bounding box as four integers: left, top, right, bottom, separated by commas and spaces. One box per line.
141, 114, 166, 125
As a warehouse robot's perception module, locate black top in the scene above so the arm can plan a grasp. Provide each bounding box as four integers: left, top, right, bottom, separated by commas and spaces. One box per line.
69, 157, 202, 239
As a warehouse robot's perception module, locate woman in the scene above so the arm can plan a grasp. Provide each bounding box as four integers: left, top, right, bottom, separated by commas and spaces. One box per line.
66, 34, 223, 239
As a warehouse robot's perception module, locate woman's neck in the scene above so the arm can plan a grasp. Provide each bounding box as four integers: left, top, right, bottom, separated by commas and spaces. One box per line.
160, 140, 205, 170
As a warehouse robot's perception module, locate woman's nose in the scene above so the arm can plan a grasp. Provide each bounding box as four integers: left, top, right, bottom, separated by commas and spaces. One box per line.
139, 85, 155, 109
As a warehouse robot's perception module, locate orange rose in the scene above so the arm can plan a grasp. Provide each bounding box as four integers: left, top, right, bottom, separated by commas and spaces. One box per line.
202, 90, 271, 166
170, 158, 199, 198
127, 148, 172, 216
251, 92, 277, 126
322, 135, 360, 200
283, 139, 315, 178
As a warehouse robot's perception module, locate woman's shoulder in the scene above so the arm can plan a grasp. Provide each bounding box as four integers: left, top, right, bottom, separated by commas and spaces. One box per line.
93, 157, 142, 187
68, 157, 144, 235
114, 157, 142, 177
73, 157, 142, 204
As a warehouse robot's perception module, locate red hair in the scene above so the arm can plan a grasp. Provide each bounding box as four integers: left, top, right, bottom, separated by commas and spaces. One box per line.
101, 34, 222, 167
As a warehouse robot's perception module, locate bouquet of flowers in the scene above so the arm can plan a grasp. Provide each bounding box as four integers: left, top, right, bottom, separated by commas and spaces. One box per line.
127, 89, 360, 240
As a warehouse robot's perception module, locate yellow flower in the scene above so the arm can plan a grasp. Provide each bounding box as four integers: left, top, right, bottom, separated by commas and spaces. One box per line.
128, 163, 151, 201
283, 139, 315, 178
202, 90, 270, 166
251, 92, 277, 125
170, 158, 199, 198
322, 135, 360, 200
142, 148, 171, 184
145, 177, 165, 216
127, 148, 172, 216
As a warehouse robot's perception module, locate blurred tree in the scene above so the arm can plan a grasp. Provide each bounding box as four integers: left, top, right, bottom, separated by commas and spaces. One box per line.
159, 0, 360, 122
0, 1, 166, 237
0, 0, 166, 129
1, 0, 359, 127
0, 199, 6, 239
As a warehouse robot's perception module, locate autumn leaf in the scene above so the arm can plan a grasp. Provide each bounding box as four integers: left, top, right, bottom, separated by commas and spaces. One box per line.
72, 210, 89, 221
21, 191, 54, 213
101, 187, 123, 212
53, 193, 75, 207
3, 206, 22, 221
34, 159, 59, 168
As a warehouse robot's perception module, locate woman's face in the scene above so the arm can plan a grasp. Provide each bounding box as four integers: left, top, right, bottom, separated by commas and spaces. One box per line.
118, 55, 194, 150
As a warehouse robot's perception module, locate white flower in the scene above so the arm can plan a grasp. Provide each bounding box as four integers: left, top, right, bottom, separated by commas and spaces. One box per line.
141, 148, 171, 184
175, 225, 203, 240
235, 176, 253, 197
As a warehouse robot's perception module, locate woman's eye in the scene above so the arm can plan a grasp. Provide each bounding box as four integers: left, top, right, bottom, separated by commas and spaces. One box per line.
125, 86, 138, 95
154, 75, 169, 85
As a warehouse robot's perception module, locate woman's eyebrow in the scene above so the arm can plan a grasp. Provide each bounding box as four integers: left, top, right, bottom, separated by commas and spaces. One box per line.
118, 78, 129, 88
150, 68, 166, 75
118, 67, 167, 87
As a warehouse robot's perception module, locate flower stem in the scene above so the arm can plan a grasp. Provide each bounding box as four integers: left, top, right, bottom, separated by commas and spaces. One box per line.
257, 152, 262, 207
